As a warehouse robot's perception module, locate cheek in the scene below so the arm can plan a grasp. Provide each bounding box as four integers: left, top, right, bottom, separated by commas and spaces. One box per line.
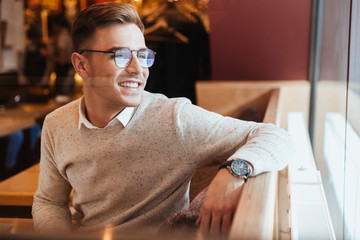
89, 56, 118, 76
143, 68, 150, 79
91, 63, 120, 81
88, 70, 120, 89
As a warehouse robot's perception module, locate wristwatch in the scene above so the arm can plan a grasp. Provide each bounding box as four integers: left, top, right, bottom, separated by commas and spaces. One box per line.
219, 159, 252, 180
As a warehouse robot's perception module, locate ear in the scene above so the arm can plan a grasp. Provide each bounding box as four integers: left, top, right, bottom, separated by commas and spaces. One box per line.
71, 52, 89, 79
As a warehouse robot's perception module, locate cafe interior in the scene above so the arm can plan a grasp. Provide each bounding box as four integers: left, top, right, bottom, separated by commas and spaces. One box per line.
0, 0, 360, 239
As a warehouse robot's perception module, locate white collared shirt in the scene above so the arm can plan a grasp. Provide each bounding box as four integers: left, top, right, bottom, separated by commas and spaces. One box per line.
78, 97, 135, 129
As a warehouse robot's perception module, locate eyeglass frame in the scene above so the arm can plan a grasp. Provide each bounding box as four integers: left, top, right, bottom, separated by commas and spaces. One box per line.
78, 47, 156, 68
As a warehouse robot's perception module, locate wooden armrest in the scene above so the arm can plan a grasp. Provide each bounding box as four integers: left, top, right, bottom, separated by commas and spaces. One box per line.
230, 171, 278, 239
230, 88, 280, 239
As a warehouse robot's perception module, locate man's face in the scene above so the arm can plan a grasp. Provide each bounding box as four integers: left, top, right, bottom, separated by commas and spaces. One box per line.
83, 23, 149, 110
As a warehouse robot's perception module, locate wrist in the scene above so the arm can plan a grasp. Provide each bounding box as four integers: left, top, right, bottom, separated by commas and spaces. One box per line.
219, 159, 252, 181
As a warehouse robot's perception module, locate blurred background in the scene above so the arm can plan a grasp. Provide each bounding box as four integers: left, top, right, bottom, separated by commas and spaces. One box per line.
0, 0, 359, 239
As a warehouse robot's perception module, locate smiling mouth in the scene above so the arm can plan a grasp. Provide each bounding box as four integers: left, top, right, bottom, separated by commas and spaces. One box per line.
118, 82, 140, 88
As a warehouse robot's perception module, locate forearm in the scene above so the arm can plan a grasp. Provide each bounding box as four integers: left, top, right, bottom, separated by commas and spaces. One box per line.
32, 196, 72, 233
229, 122, 293, 176
177, 103, 293, 175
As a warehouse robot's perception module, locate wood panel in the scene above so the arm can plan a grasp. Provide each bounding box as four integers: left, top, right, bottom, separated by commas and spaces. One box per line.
0, 164, 39, 206
196, 80, 310, 130
0, 117, 36, 137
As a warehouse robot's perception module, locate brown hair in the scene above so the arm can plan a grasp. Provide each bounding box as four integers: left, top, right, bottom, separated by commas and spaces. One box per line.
71, 2, 144, 52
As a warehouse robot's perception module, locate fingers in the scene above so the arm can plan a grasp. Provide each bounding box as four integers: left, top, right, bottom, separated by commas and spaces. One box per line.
209, 204, 222, 235
195, 170, 245, 236
221, 212, 233, 234
195, 215, 201, 226
199, 212, 211, 233
197, 207, 233, 236
210, 216, 221, 235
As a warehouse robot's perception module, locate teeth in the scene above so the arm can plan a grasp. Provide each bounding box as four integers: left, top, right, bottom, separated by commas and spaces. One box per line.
119, 82, 139, 88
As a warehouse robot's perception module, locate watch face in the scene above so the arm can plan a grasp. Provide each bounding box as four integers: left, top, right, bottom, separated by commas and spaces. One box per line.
231, 160, 251, 177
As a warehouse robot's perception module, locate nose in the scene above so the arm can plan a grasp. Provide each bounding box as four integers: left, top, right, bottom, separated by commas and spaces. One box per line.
125, 52, 143, 75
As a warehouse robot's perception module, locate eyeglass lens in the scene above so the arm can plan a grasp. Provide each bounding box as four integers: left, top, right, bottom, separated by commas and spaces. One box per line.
115, 48, 155, 68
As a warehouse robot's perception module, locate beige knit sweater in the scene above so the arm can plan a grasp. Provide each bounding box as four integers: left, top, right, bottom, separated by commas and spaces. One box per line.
32, 91, 292, 235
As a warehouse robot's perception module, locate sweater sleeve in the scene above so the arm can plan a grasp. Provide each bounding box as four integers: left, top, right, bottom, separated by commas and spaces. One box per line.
32, 118, 73, 233
174, 100, 294, 176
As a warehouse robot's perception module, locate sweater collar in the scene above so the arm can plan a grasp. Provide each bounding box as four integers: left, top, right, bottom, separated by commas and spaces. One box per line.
78, 97, 135, 129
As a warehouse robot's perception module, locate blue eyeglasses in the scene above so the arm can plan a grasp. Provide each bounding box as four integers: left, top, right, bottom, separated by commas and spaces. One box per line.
79, 47, 156, 68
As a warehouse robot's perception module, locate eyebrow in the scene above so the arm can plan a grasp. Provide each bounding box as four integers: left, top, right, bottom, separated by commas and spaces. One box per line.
108, 47, 126, 52
108, 47, 149, 52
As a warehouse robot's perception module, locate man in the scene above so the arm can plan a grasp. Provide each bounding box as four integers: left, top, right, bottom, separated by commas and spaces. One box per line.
32, 2, 293, 237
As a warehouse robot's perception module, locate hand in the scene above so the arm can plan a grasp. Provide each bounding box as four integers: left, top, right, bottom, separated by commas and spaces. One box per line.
195, 169, 245, 236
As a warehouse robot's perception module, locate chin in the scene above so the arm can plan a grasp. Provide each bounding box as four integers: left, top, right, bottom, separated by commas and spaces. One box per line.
126, 102, 141, 107
122, 96, 142, 107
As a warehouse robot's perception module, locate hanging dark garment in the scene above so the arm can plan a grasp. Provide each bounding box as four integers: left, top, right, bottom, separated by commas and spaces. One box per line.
143, 3, 210, 104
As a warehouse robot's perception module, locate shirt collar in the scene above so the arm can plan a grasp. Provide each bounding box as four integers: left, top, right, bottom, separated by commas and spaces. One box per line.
78, 97, 135, 129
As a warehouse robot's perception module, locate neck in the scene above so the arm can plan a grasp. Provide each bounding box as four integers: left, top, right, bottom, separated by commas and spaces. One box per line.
83, 97, 124, 128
